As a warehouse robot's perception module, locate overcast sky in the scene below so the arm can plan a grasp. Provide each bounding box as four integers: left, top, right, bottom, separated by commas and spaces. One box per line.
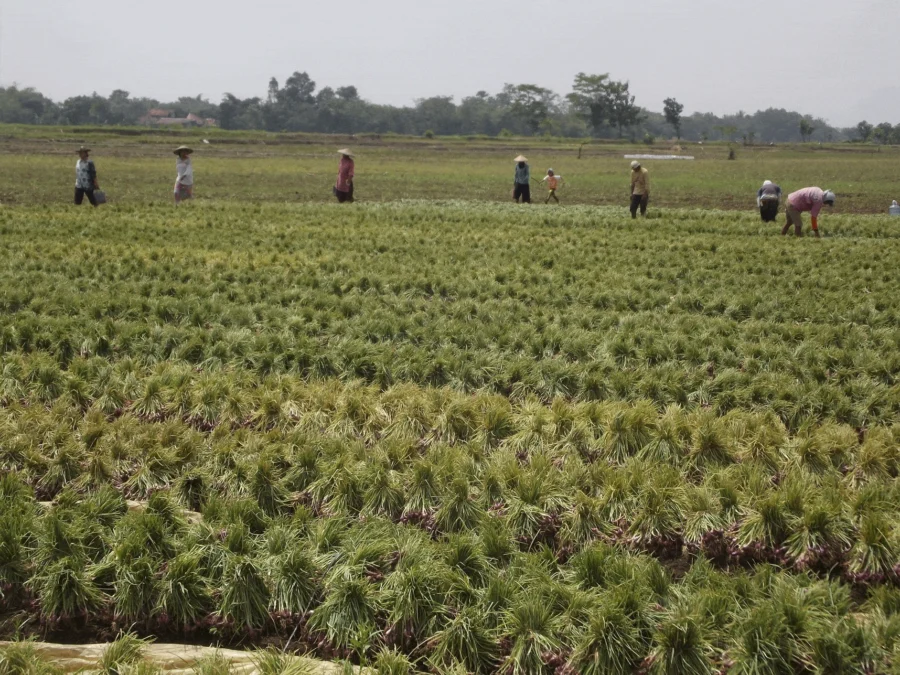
3, 0, 898, 127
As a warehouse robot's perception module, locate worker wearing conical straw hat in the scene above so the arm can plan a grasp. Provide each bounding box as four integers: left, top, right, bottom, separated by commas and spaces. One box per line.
174, 146, 194, 205
334, 149, 355, 203
513, 155, 532, 204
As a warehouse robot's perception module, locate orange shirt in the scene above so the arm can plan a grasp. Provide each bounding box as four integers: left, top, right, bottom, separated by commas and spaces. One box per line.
544, 175, 560, 190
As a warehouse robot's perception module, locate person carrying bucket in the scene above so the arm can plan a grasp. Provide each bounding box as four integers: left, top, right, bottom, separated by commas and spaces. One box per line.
74, 146, 100, 207
513, 155, 532, 203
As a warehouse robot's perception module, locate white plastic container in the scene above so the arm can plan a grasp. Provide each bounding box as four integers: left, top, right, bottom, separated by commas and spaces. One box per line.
890, 200, 900, 216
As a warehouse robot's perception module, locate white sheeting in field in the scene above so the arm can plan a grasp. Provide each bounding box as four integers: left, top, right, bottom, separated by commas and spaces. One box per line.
0, 642, 365, 675
624, 154, 695, 160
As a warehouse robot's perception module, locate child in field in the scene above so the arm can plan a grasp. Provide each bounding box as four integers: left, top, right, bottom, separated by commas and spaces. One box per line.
541, 169, 563, 204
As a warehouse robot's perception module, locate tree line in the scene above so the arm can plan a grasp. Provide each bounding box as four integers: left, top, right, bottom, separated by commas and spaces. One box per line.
1, 71, 897, 144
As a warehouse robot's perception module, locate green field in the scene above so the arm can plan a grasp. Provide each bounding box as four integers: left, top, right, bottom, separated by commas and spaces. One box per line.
2, 127, 900, 675
2, 124, 900, 211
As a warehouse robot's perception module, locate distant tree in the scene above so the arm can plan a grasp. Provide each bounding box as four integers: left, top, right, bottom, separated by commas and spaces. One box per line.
267, 78, 279, 104
605, 80, 642, 138
566, 72, 610, 136
219, 93, 263, 130
663, 97, 684, 139
855, 120, 873, 142
799, 118, 816, 142
714, 125, 738, 142
506, 84, 554, 135
278, 71, 316, 105
170, 94, 218, 118
0, 86, 59, 124
873, 122, 894, 145
316, 87, 336, 104
414, 96, 459, 135
59, 95, 98, 124
336, 86, 359, 101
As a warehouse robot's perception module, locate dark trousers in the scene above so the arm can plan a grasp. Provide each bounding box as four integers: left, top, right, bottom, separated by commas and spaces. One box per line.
334, 183, 354, 203
75, 188, 98, 207
513, 183, 531, 203
759, 199, 779, 222
630, 193, 648, 218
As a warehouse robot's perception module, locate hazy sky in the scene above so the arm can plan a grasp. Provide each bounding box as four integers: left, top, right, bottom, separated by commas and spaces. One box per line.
3, 0, 899, 126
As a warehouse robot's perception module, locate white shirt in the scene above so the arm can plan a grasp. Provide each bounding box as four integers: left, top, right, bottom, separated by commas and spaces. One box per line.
176, 157, 193, 186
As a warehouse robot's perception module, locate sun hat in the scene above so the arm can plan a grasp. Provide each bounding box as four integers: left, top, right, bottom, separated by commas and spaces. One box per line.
76, 146, 90, 153
514, 155, 528, 162
338, 148, 354, 157
823, 190, 835, 205
174, 146, 193, 155
631, 160, 641, 169
763, 180, 773, 186
547, 168, 554, 173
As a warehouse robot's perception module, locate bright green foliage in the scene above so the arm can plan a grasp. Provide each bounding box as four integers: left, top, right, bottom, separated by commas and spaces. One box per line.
0, 642, 62, 675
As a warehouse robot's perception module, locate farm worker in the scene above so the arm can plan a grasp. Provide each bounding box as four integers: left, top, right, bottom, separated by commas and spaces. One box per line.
782, 187, 835, 238
890, 200, 900, 216
757, 180, 782, 222
174, 146, 194, 204
629, 161, 650, 218
541, 169, 564, 204
513, 155, 532, 204
334, 149, 355, 203
74, 146, 100, 207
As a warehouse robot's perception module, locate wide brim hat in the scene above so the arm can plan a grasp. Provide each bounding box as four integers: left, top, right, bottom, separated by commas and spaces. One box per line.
337, 148, 354, 157
76, 146, 91, 153
174, 146, 193, 155
630, 160, 641, 169
514, 155, 528, 162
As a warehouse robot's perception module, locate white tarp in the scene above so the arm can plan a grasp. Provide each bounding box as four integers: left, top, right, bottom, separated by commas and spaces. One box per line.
0, 642, 365, 675
623, 154, 695, 160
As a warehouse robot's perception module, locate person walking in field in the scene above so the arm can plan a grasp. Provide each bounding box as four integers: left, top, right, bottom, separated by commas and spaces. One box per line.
74, 146, 100, 207
629, 161, 650, 218
174, 146, 194, 204
782, 187, 835, 237
513, 155, 532, 204
334, 149, 355, 203
757, 180, 782, 222
541, 168, 564, 204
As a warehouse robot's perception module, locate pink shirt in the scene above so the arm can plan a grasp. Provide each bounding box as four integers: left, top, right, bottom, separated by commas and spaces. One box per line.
336, 157, 354, 192
788, 187, 825, 218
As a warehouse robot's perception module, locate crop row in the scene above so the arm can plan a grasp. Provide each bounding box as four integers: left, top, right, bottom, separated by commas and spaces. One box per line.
2, 372, 900, 671
1, 204, 899, 427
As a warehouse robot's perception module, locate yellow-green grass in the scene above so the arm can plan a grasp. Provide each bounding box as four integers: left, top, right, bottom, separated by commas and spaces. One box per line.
2, 125, 899, 211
